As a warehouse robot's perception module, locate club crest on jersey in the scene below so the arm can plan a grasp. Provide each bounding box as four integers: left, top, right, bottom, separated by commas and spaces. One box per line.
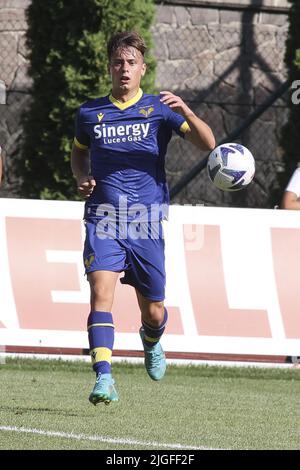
139, 106, 154, 118
97, 112, 104, 122
84, 253, 95, 268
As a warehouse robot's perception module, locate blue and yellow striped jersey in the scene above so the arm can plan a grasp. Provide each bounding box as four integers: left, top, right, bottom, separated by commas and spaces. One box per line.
74, 89, 189, 218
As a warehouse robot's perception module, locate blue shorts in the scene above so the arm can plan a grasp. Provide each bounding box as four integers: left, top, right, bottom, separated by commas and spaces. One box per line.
83, 220, 166, 301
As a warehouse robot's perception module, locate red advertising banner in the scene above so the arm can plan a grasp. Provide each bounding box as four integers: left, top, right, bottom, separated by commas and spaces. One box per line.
0, 199, 299, 359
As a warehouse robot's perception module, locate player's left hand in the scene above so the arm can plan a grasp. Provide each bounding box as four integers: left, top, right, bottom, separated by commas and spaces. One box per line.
77, 175, 96, 198
159, 91, 193, 117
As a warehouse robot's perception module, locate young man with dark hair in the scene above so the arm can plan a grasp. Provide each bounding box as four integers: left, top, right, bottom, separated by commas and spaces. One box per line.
71, 31, 215, 406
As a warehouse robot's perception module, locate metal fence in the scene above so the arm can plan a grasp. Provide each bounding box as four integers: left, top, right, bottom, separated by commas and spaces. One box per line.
0, 3, 290, 207
152, 4, 290, 207
0, 8, 32, 197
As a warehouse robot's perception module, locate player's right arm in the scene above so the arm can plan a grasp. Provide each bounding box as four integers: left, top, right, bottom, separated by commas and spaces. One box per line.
71, 143, 96, 198
160, 91, 215, 151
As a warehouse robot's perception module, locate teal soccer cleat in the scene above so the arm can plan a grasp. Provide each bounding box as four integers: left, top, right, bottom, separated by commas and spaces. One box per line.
89, 373, 119, 406
139, 327, 166, 381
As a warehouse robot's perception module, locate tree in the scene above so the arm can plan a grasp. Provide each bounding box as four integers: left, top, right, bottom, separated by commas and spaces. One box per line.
19, 0, 156, 199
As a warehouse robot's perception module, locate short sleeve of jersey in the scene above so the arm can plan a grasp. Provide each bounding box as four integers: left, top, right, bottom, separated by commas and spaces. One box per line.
161, 102, 189, 137
74, 106, 90, 149
286, 168, 300, 198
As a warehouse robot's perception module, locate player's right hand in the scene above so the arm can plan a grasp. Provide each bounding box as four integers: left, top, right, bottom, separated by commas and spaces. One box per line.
77, 175, 96, 198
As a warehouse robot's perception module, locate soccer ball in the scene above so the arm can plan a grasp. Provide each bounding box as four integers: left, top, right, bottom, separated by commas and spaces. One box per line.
207, 143, 255, 191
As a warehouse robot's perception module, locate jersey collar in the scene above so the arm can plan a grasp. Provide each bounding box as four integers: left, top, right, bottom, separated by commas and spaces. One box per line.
109, 88, 143, 110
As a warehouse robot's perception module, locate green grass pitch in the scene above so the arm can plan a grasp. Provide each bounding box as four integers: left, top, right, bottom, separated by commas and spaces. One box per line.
0, 358, 299, 450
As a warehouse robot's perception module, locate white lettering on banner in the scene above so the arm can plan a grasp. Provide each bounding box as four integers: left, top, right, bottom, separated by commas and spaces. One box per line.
220, 223, 285, 339
163, 219, 203, 336
164, 221, 198, 336
3, 215, 86, 332
0, 215, 19, 329
46, 250, 89, 304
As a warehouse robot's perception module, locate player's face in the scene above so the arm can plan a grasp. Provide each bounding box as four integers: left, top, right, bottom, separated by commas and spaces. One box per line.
109, 47, 146, 98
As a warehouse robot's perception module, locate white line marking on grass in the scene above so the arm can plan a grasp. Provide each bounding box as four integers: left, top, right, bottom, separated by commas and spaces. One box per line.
0, 425, 221, 450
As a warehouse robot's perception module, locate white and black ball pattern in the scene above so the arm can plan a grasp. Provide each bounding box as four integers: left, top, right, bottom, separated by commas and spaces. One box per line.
207, 143, 255, 191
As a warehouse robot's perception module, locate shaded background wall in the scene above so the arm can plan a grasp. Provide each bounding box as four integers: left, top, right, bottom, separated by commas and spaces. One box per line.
0, 0, 290, 207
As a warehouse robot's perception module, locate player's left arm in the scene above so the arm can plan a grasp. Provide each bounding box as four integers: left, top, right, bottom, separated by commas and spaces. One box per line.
160, 91, 215, 151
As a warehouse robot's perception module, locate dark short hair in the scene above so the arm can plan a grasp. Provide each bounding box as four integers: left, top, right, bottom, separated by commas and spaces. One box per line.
107, 31, 147, 62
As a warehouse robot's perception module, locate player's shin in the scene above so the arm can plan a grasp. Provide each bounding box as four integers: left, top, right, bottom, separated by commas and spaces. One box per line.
87, 311, 114, 374
142, 307, 168, 347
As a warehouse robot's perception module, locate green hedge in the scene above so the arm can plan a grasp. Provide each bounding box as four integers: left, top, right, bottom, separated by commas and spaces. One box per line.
19, 0, 156, 200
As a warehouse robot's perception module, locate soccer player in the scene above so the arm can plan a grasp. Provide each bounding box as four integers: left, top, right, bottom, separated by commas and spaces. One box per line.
281, 166, 300, 209
71, 31, 215, 405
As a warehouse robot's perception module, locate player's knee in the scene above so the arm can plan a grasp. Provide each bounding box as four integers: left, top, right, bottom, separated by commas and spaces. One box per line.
143, 301, 164, 327
90, 283, 114, 307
